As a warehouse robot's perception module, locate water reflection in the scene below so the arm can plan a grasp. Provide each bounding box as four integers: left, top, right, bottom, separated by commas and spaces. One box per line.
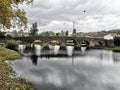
30, 55, 38, 66
81, 47, 87, 54
34, 44, 42, 56
53, 45, 60, 55
18, 45, 25, 54
113, 52, 120, 63
66, 46, 74, 56
7, 45, 120, 90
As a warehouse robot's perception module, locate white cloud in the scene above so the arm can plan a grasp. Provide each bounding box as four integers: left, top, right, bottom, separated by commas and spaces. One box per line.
20, 0, 120, 33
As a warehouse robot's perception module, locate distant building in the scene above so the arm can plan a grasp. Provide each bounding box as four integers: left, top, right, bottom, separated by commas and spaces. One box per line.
92, 33, 117, 40
4, 31, 29, 37
104, 33, 117, 40
5, 32, 14, 37
18, 32, 29, 37
92, 34, 105, 38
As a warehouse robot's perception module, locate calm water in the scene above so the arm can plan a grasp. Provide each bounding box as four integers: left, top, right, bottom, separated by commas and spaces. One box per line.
7, 45, 120, 90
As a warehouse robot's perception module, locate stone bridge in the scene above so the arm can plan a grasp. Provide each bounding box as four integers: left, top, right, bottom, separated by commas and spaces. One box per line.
11, 36, 114, 47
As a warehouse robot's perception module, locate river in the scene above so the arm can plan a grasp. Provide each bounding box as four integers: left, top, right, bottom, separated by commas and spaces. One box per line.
7, 45, 120, 90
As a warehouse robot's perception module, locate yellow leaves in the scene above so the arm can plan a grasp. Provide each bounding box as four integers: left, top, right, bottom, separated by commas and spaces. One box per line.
0, 0, 12, 28
0, 0, 29, 29
0, 59, 35, 90
14, 9, 27, 29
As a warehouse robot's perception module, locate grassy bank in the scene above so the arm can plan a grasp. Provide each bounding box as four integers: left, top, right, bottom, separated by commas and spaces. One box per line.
0, 46, 21, 60
0, 46, 36, 90
104, 47, 120, 52
90, 46, 104, 49
90, 46, 120, 52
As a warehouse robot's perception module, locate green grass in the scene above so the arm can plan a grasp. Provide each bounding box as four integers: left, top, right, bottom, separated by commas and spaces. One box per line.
104, 47, 120, 51
66, 43, 74, 46
80, 44, 87, 47
0, 46, 21, 60
65, 40, 75, 46
0, 46, 36, 90
17, 78, 37, 90
34, 40, 43, 45
16, 40, 22, 44
90, 46, 120, 52
6, 40, 20, 51
50, 40, 59, 45
90, 46, 104, 49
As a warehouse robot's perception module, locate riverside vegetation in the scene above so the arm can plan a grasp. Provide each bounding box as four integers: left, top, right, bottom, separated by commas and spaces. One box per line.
0, 46, 36, 90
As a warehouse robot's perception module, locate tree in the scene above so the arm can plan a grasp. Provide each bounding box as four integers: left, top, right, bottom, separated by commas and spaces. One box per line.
72, 28, 76, 36
6, 34, 12, 39
56, 33, 60, 36
0, 0, 33, 30
65, 31, 69, 36
0, 31, 5, 38
60, 30, 65, 36
73, 29, 76, 33
114, 36, 120, 46
29, 22, 38, 36
18, 29, 24, 36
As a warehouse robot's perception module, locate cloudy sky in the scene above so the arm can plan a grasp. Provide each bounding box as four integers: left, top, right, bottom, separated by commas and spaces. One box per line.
20, 0, 120, 33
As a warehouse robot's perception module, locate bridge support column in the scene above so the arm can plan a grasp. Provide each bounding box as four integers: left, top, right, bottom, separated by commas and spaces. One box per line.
60, 42, 66, 47
89, 41, 95, 47
75, 42, 80, 48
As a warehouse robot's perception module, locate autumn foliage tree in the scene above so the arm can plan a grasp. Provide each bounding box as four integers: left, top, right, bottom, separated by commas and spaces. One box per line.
0, 0, 33, 30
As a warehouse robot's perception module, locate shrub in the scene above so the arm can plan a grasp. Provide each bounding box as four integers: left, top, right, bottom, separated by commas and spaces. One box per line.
65, 40, 75, 46
6, 34, 12, 39
0, 31, 5, 38
33, 40, 42, 44
81, 44, 87, 47
0, 46, 21, 60
50, 40, 59, 45
114, 36, 120, 46
6, 40, 19, 50
16, 40, 22, 44
66, 43, 74, 46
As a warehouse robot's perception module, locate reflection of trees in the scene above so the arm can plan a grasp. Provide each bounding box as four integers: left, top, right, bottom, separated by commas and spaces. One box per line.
113, 52, 120, 63
30, 55, 38, 65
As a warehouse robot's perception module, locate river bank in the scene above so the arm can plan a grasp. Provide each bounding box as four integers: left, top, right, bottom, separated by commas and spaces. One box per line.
0, 46, 36, 90
90, 46, 120, 52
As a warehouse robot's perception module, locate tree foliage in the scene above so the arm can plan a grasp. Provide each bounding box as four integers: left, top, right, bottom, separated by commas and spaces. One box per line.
73, 28, 76, 34
72, 28, 76, 36
0, 31, 5, 38
114, 36, 120, 46
6, 40, 19, 50
65, 31, 69, 36
29, 22, 38, 36
0, 0, 33, 29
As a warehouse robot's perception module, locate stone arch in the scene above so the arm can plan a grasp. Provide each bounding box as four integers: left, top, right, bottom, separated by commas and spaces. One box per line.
65, 39, 76, 46
94, 41, 103, 47
79, 40, 90, 47
84, 40, 90, 47
49, 40, 60, 45
33, 40, 43, 44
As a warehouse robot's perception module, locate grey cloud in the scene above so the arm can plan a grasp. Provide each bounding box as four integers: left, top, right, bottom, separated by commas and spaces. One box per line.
20, 0, 120, 32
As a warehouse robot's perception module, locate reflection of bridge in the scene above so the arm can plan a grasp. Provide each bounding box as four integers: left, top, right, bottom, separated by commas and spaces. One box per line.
11, 36, 114, 47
